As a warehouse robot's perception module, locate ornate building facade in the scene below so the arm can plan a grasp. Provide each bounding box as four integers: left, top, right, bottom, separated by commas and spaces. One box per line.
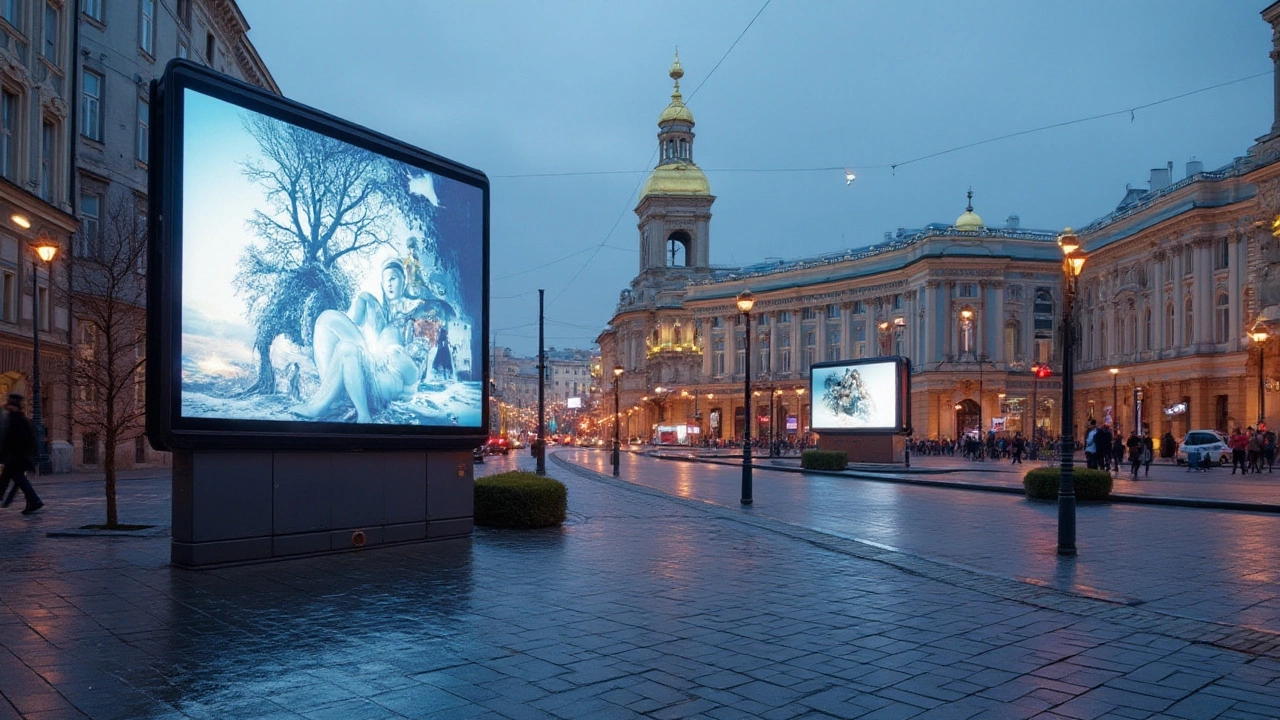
599, 7, 1280, 447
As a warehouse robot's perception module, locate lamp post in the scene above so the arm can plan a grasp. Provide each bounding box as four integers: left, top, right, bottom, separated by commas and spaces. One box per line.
1057, 228, 1087, 556
1251, 330, 1269, 426
612, 365, 623, 476
737, 289, 754, 505
1108, 367, 1119, 433
26, 237, 56, 475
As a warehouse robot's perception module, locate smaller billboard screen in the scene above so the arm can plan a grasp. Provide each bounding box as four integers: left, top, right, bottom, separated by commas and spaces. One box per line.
809, 357, 910, 434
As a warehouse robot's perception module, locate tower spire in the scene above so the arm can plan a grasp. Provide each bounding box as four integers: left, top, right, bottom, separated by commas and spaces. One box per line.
966, 187, 974, 212
669, 48, 684, 104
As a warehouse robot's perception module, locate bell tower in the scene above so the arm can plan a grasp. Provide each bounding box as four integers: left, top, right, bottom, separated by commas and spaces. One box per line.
636, 50, 714, 275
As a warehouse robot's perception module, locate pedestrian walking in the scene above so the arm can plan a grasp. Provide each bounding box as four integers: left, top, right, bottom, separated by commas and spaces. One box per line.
1161, 431, 1177, 461
1264, 426, 1277, 473
1126, 431, 1144, 480
1230, 428, 1249, 474
1094, 423, 1112, 474
1011, 432, 1024, 464
1111, 432, 1125, 473
0, 393, 42, 515
1084, 420, 1099, 469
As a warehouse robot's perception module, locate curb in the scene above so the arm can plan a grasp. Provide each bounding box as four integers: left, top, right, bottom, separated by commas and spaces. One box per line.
651, 452, 1280, 514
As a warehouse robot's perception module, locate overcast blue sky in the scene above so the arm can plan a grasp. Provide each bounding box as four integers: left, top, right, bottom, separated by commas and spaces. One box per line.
237, 1, 1273, 357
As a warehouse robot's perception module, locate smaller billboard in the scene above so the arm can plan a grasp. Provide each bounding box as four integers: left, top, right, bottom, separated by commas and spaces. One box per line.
566, 397, 582, 409
809, 357, 910, 434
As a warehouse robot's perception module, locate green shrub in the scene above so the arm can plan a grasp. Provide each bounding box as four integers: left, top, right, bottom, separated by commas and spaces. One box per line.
801, 450, 849, 471
474, 471, 567, 528
1022, 467, 1113, 501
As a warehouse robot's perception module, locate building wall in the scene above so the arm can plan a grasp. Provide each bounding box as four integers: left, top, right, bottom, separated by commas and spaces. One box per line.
70, 0, 277, 469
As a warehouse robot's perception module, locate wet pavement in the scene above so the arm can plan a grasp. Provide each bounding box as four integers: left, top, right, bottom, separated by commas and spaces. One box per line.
0, 454, 1278, 718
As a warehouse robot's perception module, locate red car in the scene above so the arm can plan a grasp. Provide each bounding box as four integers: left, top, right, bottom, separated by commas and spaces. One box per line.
485, 437, 510, 455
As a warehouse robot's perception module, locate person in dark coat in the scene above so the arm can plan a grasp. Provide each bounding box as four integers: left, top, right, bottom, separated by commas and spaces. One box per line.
0, 393, 41, 514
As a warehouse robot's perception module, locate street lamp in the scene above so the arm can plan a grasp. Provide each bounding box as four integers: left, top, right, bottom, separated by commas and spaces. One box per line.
1057, 228, 1086, 556
612, 365, 623, 476
29, 238, 57, 475
1251, 329, 1269, 426
737, 289, 754, 505
1109, 367, 1120, 432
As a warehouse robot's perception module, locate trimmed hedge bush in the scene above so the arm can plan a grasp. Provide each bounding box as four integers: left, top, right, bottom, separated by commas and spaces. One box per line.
1022, 467, 1113, 501
474, 471, 567, 528
801, 450, 849, 471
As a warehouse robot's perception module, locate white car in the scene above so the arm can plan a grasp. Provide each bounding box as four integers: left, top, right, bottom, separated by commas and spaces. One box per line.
1175, 429, 1231, 466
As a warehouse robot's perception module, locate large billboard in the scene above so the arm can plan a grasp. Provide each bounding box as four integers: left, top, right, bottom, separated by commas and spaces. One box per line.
809, 357, 910, 434
147, 61, 488, 450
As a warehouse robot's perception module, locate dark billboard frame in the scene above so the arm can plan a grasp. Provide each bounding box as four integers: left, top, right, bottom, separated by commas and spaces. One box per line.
146, 60, 489, 452
808, 357, 911, 435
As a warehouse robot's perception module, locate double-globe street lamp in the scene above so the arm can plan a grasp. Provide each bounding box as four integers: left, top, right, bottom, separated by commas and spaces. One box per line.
1250, 329, 1269, 427
737, 289, 754, 505
1057, 228, 1087, 556
612, 365, 623, 476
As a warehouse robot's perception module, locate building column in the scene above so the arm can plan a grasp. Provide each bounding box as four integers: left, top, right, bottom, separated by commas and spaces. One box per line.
1196, 239, 1213, 345
816, 308, 828, 362
990, 281, 1005, 363
1175, 248, 1186, 348
943, 281, 955, 359
839, 304, 852, 359
1153, 252, 1167, 353
1228, 234, 1242, 350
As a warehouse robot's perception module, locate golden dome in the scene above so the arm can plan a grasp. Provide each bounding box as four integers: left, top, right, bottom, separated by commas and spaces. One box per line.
642, 162, 711, 197
659, 49, 694, 125
954, 189, 984, 231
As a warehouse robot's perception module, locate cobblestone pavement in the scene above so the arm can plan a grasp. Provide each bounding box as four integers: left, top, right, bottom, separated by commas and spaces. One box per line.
584, 449, 1280, 635
0, 456, 1277, 719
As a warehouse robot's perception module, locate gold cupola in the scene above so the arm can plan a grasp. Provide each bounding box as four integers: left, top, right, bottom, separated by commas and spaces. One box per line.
642, 50, 710, 198
955, 189, 985, 231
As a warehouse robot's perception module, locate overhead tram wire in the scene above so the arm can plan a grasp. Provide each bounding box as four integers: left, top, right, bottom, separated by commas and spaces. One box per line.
543, 0, 775, 309
492, 70, 1270, 180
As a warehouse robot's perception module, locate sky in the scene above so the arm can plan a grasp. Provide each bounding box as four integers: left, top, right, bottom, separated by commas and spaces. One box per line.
236, 1, 1274, 357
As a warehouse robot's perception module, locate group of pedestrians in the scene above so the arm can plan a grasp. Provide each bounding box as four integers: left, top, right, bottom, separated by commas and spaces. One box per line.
1227, 425, 1276, 474
1084, 419, 1155, 480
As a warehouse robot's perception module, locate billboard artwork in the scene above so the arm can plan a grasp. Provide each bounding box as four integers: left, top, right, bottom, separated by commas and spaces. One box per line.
809, 358, 909, 433
148, 61, 488, 450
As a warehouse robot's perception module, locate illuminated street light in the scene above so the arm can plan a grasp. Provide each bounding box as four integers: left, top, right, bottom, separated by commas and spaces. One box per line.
737, 289, 755, 505
612, 365, 623, 476
1057, 227, 1086, 556
1251, 330, 1270, 426
29, 239, 57, 475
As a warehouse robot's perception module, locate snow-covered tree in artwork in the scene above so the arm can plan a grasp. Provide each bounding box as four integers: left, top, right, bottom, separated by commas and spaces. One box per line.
233, 112, 404, 396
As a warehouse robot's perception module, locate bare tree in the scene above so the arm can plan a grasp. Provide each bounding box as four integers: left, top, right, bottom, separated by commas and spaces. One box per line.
234, 113, 399, 395
65, 194, 148, 529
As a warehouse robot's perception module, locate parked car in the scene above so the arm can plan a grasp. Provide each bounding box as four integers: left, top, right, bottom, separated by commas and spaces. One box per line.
486, 437, 510, 455
473, 446, 486, 463
1175, 429, 1231, 466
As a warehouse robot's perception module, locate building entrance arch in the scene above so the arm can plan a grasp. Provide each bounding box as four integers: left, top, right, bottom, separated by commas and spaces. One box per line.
955, 399, 981, 439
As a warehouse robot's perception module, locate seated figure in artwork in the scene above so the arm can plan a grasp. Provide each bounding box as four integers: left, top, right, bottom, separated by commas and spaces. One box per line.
292, 259, 425, 423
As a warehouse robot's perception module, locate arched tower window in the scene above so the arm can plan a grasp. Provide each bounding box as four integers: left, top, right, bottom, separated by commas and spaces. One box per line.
666, 230, 692, 267
1214, 292, 1230, 344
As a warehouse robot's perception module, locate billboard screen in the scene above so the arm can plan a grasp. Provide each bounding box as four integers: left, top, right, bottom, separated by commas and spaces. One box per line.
148, 61, 488, 450
809, 357, 910, 434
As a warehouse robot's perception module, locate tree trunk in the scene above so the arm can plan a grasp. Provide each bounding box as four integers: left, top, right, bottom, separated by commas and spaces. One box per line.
239, 340, 277, 396
103, 432, 117, 528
